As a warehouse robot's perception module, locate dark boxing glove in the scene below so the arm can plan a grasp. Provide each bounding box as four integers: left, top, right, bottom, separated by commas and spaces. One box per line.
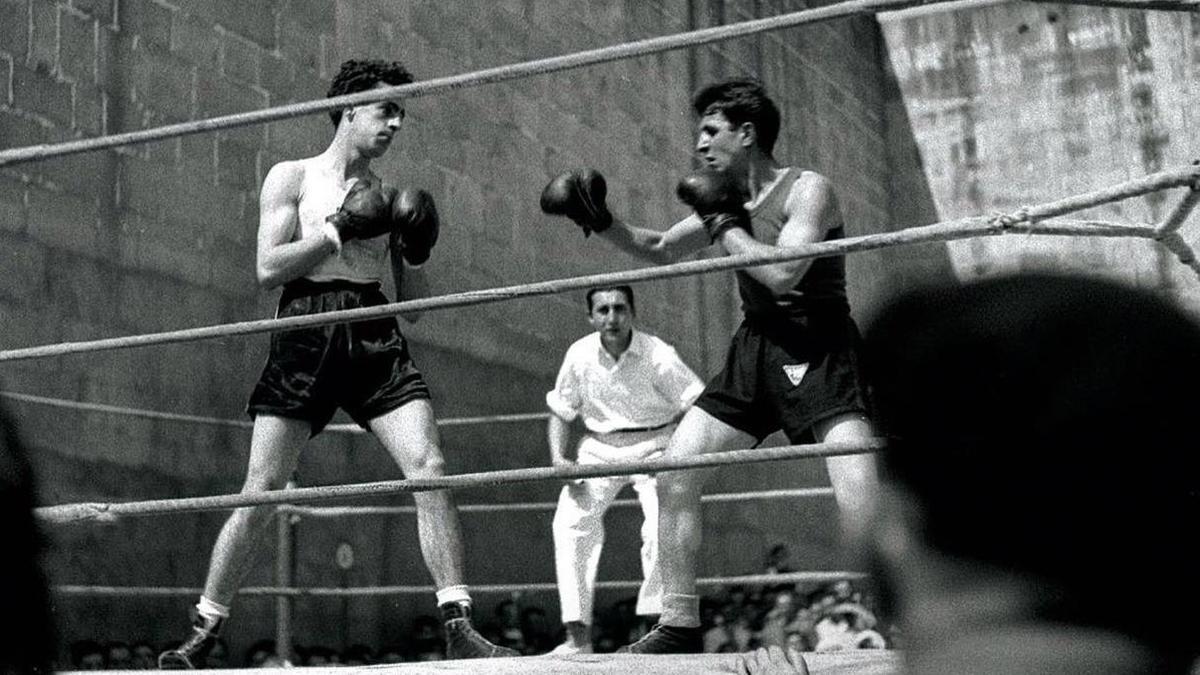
325, 180, 394, 246
539, 168, 613, 237
390, 188, 440, 266
676, 170, 750, 243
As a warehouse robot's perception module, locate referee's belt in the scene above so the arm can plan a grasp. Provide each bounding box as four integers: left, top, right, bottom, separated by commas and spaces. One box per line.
593, 422, 673, 435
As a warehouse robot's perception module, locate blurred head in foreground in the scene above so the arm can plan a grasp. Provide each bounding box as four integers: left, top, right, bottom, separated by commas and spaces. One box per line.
0, 402, 54, 674
862, 274, 1199, 674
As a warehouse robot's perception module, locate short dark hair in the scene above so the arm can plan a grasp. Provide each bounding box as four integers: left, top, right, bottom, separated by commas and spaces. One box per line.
863, 274, 1200, 659
520, 605, 547, 620
70, 640, 104, 667
586, 285, 635, 314
411, 614, 440, 631
243, 639, 277, 665
326, 59, 414, 127
692, 79, 781, 154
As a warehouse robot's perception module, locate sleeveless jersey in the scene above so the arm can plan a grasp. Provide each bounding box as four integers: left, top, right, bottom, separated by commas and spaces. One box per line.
738, 167, 849, 318
295, 165, 390, 284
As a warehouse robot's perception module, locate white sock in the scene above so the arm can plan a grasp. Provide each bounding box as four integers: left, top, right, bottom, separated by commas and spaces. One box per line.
659, 593, 700, 628
435, 585, 471, 607
196, 596, 230, 621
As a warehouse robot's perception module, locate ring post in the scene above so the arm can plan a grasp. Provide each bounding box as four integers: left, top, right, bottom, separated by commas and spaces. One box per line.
274, 481, 296, 664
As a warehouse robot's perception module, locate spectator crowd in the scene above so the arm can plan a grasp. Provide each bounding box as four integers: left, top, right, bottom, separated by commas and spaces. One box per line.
65, 542, 892, 668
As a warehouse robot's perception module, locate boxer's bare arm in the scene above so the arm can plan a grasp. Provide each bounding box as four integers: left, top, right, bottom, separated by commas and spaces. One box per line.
255, 162, 337, 289
717, 171, 835, 295
599, 214, 709, 265
540, 168, 709, 265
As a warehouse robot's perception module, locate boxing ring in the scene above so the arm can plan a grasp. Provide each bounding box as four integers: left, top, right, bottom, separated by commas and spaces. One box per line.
14, 389, 857, 652
3, 0, 1199, 672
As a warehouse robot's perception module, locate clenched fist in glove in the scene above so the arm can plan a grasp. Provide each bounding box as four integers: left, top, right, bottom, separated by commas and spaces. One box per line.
676, 169, 750, 243
389, 188, 440, 266
539, 168, 613, 237
325, 180, 395, 246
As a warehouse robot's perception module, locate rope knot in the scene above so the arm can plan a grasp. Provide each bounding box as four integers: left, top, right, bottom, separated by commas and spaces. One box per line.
989, 207, 1032, 230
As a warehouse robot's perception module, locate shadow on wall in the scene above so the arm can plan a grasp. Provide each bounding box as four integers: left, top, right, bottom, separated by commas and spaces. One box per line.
854, 30, 958, 322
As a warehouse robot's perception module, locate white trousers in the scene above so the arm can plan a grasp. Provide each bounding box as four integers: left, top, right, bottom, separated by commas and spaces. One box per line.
552, 430, 669, 624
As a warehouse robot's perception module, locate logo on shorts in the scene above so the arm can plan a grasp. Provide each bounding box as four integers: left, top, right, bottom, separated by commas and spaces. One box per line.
783, 363, 809, 387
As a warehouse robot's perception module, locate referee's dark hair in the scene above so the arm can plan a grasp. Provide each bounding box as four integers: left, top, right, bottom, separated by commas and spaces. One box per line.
586, 285, 636, 315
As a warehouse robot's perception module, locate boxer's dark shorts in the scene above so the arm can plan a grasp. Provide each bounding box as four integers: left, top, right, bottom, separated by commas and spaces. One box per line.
694, 311, 870, 443
247, 279, 430, 435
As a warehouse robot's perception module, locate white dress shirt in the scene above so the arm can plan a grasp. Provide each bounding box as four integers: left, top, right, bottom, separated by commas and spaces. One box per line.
546, 330, 704, 434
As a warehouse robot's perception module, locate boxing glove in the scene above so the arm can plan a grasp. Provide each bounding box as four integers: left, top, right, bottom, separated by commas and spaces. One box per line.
391, 188, 440, 266
539, 168, 613, 237
325, 180, 394, 243
676, 169, 750, 243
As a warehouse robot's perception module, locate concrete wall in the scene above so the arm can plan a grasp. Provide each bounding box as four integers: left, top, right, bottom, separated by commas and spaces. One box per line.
0, 0, 936, 661
880, 2, 1200, 313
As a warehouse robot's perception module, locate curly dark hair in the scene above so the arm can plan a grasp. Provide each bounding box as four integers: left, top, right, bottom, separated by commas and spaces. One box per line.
326, 59, 415, 127
692, 79, 781, 155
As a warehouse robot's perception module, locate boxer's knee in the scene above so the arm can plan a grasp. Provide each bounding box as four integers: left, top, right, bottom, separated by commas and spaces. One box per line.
405, 442, 446, 478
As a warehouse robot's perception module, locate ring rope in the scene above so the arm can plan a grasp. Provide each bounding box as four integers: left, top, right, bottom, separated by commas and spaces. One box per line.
0, 390, 547, 432
0, 219, 1005, 361
0, 0, 959, 168
1157, 231, 1200, 270
1037, 0, 1200, 11
35, 439, 884, 525
52, 571, 866, 598
277, 487, 837, 517
0, 219, 1169, 363
1155, 176, 1200, 235
893, 0, 1200, 18
1147, 174, 1200, 274
2, 163, 1195, 365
